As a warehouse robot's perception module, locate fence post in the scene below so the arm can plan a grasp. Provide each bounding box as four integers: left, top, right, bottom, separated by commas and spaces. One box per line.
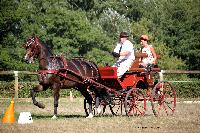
159, 70, 164, 81
70, 91, 73, 102
14, 71, 19, 98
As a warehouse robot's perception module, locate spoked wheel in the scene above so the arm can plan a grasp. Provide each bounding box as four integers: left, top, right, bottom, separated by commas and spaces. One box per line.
124, 88, 146, 116
109, 96, 124, 116
151, 81, 176, 116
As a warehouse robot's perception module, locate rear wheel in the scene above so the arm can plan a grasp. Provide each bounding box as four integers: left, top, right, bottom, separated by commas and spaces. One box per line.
151, 81, 176, 116
124, 88, 146, 116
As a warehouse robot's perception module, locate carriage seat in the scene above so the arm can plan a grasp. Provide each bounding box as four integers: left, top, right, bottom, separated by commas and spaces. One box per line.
128, 51, 161, 73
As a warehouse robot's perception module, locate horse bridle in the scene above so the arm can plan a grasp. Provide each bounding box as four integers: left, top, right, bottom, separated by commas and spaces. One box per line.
25, 37, 39, 59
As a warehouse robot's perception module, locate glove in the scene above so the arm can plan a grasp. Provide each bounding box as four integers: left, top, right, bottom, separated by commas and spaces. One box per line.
112, 52, 120, 58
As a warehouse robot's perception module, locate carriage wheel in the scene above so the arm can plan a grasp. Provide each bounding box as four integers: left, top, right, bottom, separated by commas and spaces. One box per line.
124, 88, 146, 116
109, 96, 123, 116
151, 81, 176, 116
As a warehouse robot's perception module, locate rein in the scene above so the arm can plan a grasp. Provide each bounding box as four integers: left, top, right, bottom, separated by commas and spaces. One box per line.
37, 68, 109, 92
38, 68, 95, 85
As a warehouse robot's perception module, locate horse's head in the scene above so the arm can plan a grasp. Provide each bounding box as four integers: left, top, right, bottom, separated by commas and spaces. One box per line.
23, 35, 40, 63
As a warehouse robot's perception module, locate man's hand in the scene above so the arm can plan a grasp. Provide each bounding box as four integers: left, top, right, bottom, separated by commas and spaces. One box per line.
112, 52, 120, 58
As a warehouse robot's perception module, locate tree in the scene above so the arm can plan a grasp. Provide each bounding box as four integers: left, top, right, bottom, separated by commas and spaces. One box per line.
0, 0, 199, 72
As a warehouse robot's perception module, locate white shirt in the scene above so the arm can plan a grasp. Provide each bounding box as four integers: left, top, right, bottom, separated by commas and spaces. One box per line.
142, 45, 154, 65
113, 40, 135, 60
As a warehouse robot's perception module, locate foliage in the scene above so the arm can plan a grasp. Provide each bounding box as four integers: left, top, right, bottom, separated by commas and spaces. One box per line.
0, 81, 14, 98
85, 48, 114, 66
0, 0, 199, 75
1, 79, 199, 98
173, 81, 200, 98
0, 81, 82, 98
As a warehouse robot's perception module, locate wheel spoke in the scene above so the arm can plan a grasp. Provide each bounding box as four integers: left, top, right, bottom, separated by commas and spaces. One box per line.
151, 81, 176, 116
125, 88, 146, 116
109, 97, 123, 116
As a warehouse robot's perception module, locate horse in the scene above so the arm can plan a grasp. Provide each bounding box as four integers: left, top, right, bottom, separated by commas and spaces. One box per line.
23, 34, 101, 119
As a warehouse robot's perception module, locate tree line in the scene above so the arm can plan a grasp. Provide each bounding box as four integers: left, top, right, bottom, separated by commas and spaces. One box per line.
0, 0, 199, 73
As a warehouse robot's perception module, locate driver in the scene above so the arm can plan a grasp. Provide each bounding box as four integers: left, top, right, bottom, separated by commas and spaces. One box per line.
112, 32, 135, 77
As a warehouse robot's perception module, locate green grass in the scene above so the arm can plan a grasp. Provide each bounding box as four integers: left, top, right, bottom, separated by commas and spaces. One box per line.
0, 98, 200, 133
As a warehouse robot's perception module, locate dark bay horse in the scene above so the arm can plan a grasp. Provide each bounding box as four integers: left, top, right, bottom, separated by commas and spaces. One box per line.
23, 35, 100, 118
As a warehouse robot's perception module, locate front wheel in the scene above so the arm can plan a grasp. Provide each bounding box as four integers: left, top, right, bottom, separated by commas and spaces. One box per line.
151, 81, 176, 116
109, 96, 124, 116
124, 88, 146, 116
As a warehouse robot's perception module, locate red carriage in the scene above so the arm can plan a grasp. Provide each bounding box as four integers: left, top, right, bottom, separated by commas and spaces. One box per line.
23, 35, 176, 118
84, 52, 176, 117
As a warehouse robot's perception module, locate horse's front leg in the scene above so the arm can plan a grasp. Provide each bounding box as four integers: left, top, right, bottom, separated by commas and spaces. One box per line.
31, 84, 46, 109
51, 83, 60, 119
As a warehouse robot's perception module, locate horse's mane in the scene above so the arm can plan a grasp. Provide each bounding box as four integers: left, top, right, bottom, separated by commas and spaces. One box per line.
35, 36, 53, 56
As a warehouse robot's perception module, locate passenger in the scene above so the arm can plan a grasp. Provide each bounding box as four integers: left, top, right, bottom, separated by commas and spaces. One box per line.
112, 32, 135, 77
140, 35, 157, 68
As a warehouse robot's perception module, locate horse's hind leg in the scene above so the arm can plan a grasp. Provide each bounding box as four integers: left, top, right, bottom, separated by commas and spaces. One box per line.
79, 87, 93, 118
94, 90, 102, 114
31, 84, 46, 109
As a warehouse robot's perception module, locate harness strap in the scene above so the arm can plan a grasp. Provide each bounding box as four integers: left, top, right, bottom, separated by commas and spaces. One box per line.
38, 69, 111, 93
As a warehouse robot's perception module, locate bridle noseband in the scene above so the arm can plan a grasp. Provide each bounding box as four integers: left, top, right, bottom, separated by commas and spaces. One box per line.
24, 37, 39, 62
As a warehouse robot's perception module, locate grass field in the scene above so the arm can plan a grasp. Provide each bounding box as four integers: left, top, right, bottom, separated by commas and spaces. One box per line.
0, 97, 200, 133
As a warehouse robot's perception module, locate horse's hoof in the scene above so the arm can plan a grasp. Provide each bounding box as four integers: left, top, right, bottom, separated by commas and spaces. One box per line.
37, 103, 45, 109
86, 113, 93, 118
97, 106, 102, 114
51, 115, 57, 119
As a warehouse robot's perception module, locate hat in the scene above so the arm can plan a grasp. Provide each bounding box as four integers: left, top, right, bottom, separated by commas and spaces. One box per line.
140, 35, 149, 41
119, 32, 129, 38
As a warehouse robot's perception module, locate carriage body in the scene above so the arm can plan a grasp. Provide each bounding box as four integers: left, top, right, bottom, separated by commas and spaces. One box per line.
98, 51, 161, 92
93, 52, 176, 117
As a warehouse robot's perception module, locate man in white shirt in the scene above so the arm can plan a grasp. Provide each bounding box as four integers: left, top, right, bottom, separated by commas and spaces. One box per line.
112, 32, 135, 77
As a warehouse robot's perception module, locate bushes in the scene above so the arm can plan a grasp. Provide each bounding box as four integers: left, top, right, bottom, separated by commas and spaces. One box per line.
0, 81, 82, 98
0, 79, 199, 98
0, 81, 15, 98
173, 82, 200, 98
1, 72, 197, 99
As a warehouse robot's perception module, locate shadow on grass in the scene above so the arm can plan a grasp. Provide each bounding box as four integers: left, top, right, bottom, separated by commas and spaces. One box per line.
31, 114, 86, 119
31, 113, 125, 119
